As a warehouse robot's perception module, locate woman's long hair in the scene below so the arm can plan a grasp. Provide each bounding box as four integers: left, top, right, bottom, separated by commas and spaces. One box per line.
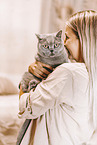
66, 10, 97, 128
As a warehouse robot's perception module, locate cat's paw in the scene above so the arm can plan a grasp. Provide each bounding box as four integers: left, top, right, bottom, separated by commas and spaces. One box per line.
28, 80, 39, 91
21, 83, 28, 93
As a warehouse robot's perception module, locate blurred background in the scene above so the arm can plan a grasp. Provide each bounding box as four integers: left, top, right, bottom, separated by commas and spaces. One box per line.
0, 0, 97, 76
1, 0, 97, 144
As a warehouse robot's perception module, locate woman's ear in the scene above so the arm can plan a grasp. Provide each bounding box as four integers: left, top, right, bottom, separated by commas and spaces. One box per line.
56, 30, 62, 39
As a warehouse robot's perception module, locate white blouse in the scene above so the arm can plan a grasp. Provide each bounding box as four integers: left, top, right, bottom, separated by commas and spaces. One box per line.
18, 63, 96, 145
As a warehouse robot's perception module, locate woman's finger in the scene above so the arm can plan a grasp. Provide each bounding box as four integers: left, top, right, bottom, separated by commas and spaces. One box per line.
28, 62, 36, 72
28, 61, 53, 78
34, 63, 52, 75
29, 66, 47, 79
36, 61, 53, 70
32, 67, 48, 78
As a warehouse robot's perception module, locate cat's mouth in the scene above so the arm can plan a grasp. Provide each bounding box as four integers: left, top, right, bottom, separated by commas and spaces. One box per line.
50, 52, 55, 57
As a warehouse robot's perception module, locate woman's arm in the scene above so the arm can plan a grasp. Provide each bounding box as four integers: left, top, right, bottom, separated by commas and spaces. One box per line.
18, 65, 73, 119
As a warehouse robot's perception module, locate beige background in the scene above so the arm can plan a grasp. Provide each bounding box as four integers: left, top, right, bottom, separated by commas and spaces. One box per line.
0, 0, 42, 75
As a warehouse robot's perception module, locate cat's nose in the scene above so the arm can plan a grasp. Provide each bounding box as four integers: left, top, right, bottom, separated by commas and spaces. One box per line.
50, 50, 53, 53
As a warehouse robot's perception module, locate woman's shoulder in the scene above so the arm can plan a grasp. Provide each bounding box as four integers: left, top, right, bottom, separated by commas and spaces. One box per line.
52, 63, 88, 78
58, 63, 87, 73
57, 63, 88, 79
59, 62, 86, 70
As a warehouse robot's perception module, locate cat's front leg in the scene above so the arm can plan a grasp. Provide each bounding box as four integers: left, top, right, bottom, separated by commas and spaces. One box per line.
19, 72, 34, 93
28, 79, 40, 92
20, 81, 28, 93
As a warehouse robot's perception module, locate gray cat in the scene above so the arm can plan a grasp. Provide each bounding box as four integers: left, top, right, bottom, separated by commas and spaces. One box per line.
20, 30, 69, 92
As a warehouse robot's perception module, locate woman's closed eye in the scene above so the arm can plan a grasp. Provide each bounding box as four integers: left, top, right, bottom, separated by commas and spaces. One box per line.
65, 33, 69, 41
65, 33, 69, 40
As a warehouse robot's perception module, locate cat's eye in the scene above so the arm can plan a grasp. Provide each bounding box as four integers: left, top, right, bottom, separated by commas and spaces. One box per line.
54, 43, 59, 48
43, 45, 49, 49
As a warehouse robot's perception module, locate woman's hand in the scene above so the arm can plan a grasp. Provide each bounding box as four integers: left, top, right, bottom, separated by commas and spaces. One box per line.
28, 61, 53, 79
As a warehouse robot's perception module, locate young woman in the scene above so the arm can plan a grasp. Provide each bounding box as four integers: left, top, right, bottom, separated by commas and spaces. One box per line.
18, 10, 97, 144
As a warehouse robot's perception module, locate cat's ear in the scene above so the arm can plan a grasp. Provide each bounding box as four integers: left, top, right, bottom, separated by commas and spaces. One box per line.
56, 30, 62, 39
35, 34, 42, 42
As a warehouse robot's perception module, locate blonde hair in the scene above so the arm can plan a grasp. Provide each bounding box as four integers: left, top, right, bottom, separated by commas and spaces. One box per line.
66, 10, 97, 128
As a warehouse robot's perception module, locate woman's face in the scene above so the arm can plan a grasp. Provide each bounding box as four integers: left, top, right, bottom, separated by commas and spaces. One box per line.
64, 25, 83, 62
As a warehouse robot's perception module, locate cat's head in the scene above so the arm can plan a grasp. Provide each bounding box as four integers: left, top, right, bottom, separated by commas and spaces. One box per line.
35, 30, 64, 58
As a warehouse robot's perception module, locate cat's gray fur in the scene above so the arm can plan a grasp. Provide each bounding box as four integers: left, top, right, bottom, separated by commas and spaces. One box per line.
20, 30, 69, 92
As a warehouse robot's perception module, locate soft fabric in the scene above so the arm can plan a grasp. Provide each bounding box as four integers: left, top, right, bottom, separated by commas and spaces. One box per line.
0, 77, 18, 95
0, 94, 24, 145
18, 63, 97, 145
0, 119, 23, 145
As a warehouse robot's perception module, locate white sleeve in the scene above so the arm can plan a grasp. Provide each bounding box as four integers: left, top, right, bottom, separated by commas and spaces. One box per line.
18, 66, 73, 119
